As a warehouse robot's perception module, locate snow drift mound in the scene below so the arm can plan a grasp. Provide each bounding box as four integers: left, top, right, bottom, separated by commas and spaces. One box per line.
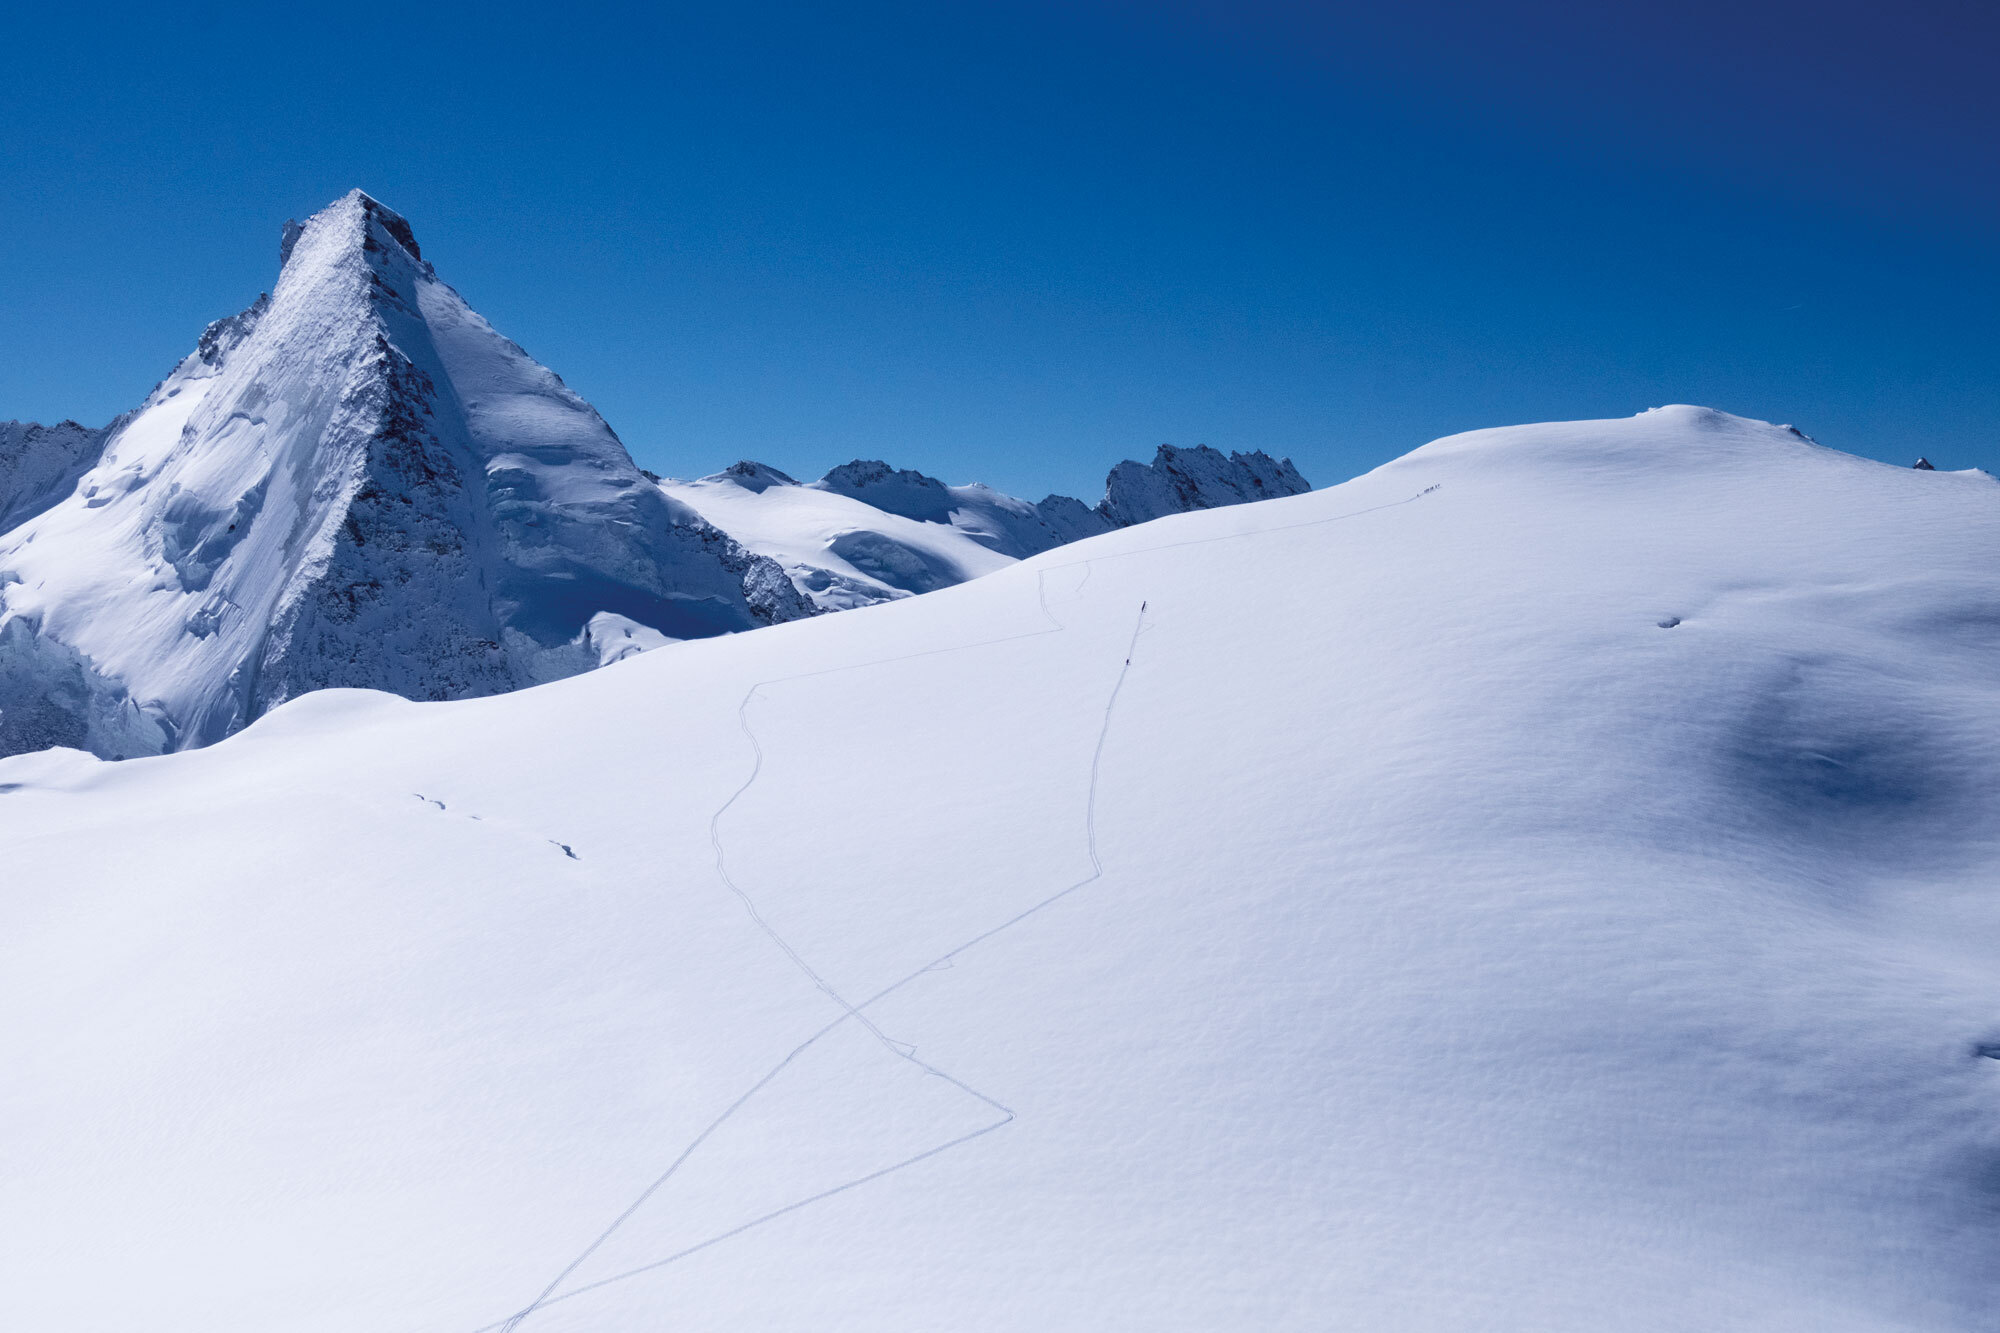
4, 407, 1999, 1331
0, 191, 813, 760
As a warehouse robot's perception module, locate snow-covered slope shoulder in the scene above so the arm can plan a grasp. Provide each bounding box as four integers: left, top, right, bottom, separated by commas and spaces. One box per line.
666, 446, 1312, 612
5, 406, 1998, 1331
0, 191, 811, 759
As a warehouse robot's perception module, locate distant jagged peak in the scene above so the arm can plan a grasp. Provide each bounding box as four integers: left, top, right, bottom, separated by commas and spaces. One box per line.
813, 459, 956, 524
661, 439, 1318, 618
1097, 443, 1310, 528
0, 417, 98, 436
1030, 492, 1114, 544
817, 458, 947, 490
708, 460, 800, 493
194, 292, 270, 367
0, 418, 110, 533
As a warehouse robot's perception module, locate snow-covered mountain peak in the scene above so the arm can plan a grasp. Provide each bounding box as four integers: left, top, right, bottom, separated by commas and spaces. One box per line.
0, 191, 812, 759
277, 188, 423, 274
1097, 443, 1308, 526
0, 419, 108, 534
1, 190, 1324, 760
812, 459, 958, 522
709, 460, 800, 493
665, 443, 1321, 615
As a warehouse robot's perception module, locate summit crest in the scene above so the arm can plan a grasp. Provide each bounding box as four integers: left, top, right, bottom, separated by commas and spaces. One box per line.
0, 193, 813, 759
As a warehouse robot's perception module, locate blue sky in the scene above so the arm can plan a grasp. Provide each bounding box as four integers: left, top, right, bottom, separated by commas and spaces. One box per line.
3, 0, 1993, 499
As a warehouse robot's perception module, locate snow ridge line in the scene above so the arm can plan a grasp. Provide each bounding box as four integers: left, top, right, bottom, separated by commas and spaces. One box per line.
480, 485, 1437, 1331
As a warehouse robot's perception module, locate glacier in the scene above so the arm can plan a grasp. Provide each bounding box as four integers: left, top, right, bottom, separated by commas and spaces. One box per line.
661, 445, 1309, 612
3, 405, 1998, 1331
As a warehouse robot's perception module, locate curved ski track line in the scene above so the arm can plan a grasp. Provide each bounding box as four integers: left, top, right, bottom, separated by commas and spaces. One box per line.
480, 484, 1439, 1331
488, 587, 1136, 1333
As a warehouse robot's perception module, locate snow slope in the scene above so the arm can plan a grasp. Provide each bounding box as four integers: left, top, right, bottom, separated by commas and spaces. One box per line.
665, 446, 1310, 612
0, 191, 811, 760
5, 407, 2000, 1331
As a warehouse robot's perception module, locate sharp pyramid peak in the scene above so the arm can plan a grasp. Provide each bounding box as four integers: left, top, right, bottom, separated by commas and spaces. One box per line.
280, 188, 423, 270
0, 185, 820, 761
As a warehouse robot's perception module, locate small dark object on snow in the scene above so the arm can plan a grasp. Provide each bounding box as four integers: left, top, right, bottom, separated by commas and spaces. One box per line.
1974, 1043, 2000, 1059
1913, 458, 1936, 470
1657, 616, 1682, 629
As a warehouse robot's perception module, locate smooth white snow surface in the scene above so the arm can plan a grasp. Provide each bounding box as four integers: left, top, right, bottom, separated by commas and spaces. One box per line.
5, 406, 2000, 1331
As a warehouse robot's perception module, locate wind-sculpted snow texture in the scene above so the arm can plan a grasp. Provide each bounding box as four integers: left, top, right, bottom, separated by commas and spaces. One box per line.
664, 445, 1310, 612
5, 407, 2000, 1331
0, 191, 812, 759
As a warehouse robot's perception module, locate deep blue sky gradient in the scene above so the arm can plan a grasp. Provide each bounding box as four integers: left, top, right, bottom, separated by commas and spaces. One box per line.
3, 0, 1994, 498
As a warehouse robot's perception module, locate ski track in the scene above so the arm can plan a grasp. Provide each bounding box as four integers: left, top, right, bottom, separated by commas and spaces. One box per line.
410, 793, 583, 861
479, 486, 1439, 1331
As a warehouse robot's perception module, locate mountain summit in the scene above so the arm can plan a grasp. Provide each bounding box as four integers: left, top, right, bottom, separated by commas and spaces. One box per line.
0, 191, 1315, 759
0, 191, 812, 758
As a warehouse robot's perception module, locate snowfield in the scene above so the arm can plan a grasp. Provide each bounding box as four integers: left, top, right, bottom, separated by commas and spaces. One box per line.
4, 406, 2000, 1331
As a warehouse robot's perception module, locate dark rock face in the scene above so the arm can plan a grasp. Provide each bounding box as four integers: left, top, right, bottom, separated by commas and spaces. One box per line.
719, 460, 798, 493
811, 444, 1312, 553
677, 446, 1312, 613
0, 420, 109, 532
248, 326, 513, 722
1030, 493, 1115, 545
1096, 444, 1311, 528
817, 460, 958, 524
